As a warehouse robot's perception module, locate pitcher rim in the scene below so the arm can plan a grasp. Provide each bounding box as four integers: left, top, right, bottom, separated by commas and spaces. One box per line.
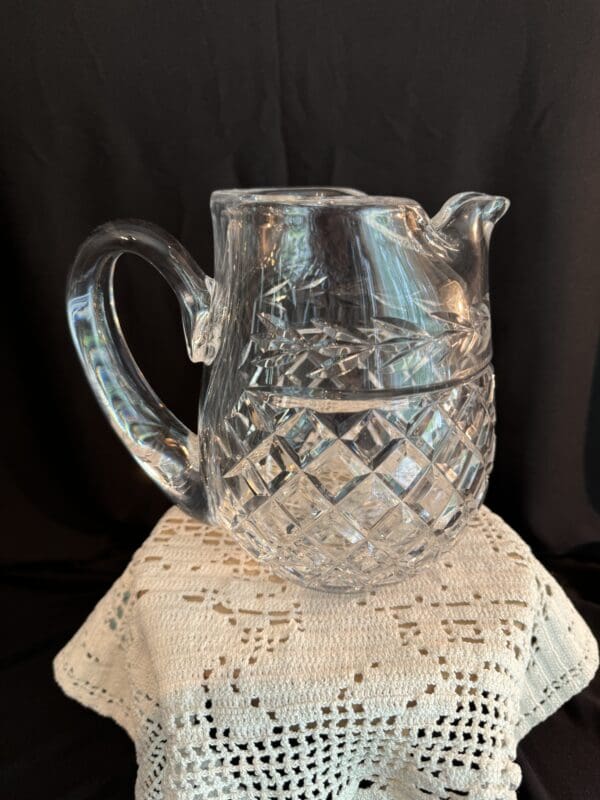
211, 186, 365, 203
211, 187, 433, 217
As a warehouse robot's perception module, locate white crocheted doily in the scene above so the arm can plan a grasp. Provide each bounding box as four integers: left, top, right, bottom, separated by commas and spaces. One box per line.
54, 506, 598, 800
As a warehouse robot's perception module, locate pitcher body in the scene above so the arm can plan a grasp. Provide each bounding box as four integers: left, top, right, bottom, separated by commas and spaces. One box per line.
67, 187, 508, 592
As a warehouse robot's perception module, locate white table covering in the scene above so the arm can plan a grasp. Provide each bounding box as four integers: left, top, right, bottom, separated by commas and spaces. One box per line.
55, 506, 598, 800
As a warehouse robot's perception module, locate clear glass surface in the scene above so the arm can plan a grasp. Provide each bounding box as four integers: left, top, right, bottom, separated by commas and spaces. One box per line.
67, 187, 508, 592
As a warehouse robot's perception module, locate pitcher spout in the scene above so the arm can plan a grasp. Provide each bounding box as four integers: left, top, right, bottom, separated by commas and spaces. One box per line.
432, 192, 510, 244
428, 191, 509, 304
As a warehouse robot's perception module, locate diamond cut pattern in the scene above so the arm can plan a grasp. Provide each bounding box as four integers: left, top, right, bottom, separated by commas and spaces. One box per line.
216, 368, 495, 591
341, 410, 401, 465
410, 407, 451, 455
371, 504, 427, 544
338, 474, 399, 530
247, 438, 298, 492
305, 512, 365, 554
304, 441, 370, 502
250, 500, 296, 542
279, 411, 337, 466
222, 460, 268, 515
407, 467, 455, 524
275, 474, 330, 525
376, 440, 429, 494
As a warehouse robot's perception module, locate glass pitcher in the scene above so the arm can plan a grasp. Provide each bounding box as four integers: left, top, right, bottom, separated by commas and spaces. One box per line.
67, 187, 508, 592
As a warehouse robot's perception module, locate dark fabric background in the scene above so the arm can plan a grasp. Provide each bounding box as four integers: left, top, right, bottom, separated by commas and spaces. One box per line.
1, 1, 599, 798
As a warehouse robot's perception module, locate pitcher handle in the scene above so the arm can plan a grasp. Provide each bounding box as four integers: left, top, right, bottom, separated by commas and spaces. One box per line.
66, 220, 219, 515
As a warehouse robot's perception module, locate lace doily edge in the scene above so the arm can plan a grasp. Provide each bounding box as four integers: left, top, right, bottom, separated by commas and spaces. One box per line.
53, 649, 137, 742
53, 634, 598, 749
516, 642, 598, 740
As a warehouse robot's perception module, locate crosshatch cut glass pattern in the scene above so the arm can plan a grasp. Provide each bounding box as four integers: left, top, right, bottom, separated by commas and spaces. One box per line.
209, 368, 496, 591
67, 187, 509, 592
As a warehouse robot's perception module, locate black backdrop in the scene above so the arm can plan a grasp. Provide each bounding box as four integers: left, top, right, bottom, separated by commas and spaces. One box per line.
1, 2, 599, 798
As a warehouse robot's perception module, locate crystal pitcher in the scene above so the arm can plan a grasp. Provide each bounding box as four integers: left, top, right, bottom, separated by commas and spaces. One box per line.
67, 187, 508, 592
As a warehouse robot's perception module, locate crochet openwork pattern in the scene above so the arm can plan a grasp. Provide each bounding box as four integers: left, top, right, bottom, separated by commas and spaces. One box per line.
54, 506, 597, 800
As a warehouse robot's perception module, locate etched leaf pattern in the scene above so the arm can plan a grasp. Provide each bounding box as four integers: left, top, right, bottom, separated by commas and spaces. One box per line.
245, 286, 491, 391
